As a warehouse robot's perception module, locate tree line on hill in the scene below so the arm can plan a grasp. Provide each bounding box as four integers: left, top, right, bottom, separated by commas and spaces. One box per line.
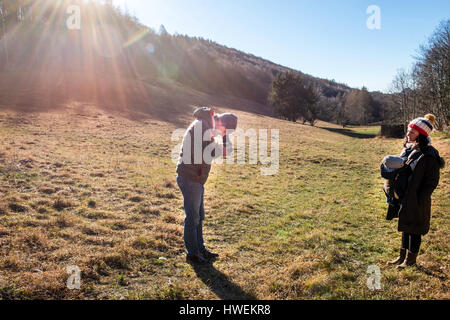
267, 20, 448, 130
3, 0, 441, 130
269, 71, 387, 127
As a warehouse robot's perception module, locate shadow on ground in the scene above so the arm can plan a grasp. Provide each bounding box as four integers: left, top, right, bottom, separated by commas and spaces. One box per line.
192, 262, 256, 300
415, 265, 447, 281
0, 71, 273, 128
319, 126, 379, 139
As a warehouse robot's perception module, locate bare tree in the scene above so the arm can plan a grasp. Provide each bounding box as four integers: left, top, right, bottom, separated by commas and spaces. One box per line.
343, 87, 373, 126
0, 0, 8, 68
389, 68, 414, 128
414, 20, 449, 130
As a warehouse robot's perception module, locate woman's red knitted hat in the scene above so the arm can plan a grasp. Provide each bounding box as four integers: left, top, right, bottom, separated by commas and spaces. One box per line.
408, 114, 435, 137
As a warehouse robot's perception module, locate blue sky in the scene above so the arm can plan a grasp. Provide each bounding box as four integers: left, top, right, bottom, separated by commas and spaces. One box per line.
113, 0, 449, 92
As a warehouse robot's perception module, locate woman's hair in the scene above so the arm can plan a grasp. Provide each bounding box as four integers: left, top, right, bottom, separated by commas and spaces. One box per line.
438, 156, 446, 169
416, 134, 430, 151
403, 133, 445, 169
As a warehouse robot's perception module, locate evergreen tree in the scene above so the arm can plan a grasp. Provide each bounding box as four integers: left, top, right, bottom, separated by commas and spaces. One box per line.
269, 72, 319, 125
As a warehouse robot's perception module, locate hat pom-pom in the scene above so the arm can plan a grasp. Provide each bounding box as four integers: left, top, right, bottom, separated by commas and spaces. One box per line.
424, 113, 436, 126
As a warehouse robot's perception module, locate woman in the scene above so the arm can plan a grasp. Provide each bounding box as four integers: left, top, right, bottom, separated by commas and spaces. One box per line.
386, 114, 445, 269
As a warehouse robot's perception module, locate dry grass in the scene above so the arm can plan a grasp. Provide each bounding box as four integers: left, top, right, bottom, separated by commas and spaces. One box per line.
0, 106, 448, 300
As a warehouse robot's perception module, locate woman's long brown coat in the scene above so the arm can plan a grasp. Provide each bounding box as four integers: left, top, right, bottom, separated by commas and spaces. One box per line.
397, 146, 441, 235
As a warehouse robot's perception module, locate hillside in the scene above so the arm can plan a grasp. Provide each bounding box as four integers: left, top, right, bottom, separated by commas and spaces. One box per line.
0, 0, 377, 122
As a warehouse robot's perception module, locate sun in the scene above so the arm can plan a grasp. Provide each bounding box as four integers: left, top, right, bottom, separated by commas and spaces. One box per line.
112, 0, 134, 7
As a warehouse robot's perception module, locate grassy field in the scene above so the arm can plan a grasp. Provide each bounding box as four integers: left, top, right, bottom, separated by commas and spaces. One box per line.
0, 105, 448, 300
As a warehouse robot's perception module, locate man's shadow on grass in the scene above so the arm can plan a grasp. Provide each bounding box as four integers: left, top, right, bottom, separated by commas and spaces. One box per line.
191, 261, 256, 300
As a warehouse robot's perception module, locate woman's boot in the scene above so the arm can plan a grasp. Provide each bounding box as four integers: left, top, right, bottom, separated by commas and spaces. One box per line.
397, 250, 418, 269
387, 248, 406, 265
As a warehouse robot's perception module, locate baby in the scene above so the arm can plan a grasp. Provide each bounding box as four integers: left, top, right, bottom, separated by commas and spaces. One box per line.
381, 155, 408, 203
380, 149, 422, 205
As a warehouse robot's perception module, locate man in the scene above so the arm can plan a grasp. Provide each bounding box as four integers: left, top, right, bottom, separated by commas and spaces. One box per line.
176, 107, 238, 264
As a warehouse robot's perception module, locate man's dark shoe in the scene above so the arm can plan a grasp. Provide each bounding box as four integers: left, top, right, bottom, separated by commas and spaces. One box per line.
186, 254, 208, 264
201, 249, 219, 260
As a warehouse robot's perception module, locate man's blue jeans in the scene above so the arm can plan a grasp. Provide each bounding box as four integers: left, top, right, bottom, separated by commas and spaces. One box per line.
176, 175, 206, 256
